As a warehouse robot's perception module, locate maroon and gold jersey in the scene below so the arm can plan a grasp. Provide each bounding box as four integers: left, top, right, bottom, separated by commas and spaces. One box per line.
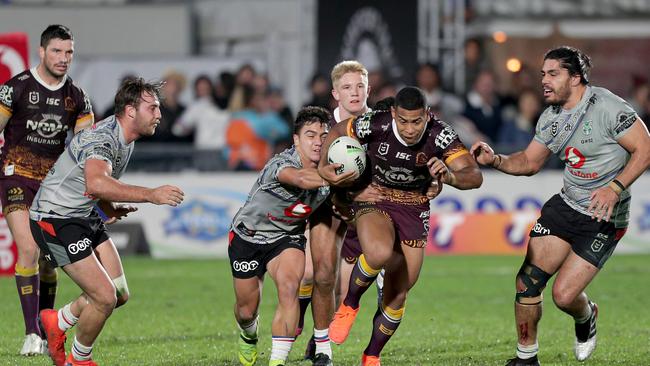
346, 110, 468, 191
0, 68, 93, 181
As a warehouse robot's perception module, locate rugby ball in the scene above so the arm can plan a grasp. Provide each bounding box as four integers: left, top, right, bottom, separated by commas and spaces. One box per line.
327, 136, 366, 176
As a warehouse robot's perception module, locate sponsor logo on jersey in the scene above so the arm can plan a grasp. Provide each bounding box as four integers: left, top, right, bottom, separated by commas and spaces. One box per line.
568, 168, 598, 179
582, 120, 592, 135
232, 260, 259, 272
614, 111, 636, 134
580, 138, 593, 144
17, 74, 30, 81
376, 165, 417, 184
395, 152, 411, 160
67, 237, 92, 254
356, 113, 372, 138
551, 121, 559, 136
7, 187, 24, 202
435, 126, 457, 149
28, 91, 39, 104
378, 142, 389, 155
564, 146, 585, 168
26, 113, 68, 140
284, 201, 312, 218
267, 212, 301, 224
0, 85, 12, 106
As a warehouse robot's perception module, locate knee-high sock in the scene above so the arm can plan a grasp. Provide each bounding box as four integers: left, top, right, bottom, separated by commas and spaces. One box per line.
363, 304, 404, 357
39, 270, 58, 311
343, 254, 381, 309
297, 283, 313, 333
15, 264, 40, 335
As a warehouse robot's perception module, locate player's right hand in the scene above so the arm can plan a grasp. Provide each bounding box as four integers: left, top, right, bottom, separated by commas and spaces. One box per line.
470, 141, 496, 166
150, 185, 184, 206
318, 163, 357, 187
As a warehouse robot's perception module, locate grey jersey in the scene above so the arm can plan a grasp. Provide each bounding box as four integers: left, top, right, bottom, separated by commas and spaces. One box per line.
30, 116, 134, 219
231, 147, 330, 244
534, 86, 637, 227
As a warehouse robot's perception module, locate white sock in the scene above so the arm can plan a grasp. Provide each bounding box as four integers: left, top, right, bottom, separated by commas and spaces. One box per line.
314, 328, 332, 358
516, 342, 538, 359
57, 303, 78, 331
574, 302, 593, 324
270, 336, 294, 362
71, 336, 93, 361
238, 316, 258, 340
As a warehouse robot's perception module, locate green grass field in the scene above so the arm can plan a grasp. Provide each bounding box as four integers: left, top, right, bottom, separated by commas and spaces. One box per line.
1, 255, 649, 366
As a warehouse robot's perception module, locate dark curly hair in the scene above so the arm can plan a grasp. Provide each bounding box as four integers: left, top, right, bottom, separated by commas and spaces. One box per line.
293, 106, 331, 134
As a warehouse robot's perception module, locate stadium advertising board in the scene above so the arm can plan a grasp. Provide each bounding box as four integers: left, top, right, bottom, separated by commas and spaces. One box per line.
118, 172, 650, 258
0, 32, 28, 276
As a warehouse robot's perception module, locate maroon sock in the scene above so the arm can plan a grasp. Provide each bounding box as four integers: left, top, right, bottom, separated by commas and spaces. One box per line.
15, 273, 41, 336
343, 256, 379, 309
39, 278, 57, 311
298, 296, 311, 331
363, 305, 404, 356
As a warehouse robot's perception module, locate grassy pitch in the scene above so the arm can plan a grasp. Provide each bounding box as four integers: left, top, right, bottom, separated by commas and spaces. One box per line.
1, 254, 649, 365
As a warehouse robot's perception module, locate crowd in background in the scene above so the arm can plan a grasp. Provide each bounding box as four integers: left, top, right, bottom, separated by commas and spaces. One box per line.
97, 40, 650, 172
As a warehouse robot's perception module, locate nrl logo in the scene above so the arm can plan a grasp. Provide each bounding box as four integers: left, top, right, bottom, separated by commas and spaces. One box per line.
378, 142, 389, 156
28, 91, 39, 104
582, 120, 592, 135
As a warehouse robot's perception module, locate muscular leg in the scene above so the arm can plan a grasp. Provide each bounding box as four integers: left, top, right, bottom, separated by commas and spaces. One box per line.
7, 210, 42, 339
232, 272, 262, 366
337, 258, 355, 305
514, 235, 570, 357
297, 233, 313, 335
94, 239, 129, 307
61, 253, 117, 348
267, 248, 305, 363
364, 244, 423, 358
551, 253, 598, 317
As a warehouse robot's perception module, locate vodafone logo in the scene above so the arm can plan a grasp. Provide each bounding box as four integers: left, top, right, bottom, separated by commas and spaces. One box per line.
284, 202, 312, 218
565, 146, 586, 168
0, 45, 27, 82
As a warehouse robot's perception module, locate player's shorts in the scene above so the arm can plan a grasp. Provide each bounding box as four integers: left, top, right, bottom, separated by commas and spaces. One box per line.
0, 176, 41, 215
341, 226, 362, 264
353, 188, 430, 248
29, 211, 110, 268
228, 231, 306, 279
529, 194, 627, 269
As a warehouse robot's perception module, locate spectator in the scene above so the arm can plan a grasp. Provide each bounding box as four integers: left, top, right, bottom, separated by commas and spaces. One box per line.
140, 69, 189, 143
226, 85, 290, 170
497, 88, 541, 153
303, 72, 331, 109
415, 62, 464, 120
268, 86, 294, 153
228, 63, 257, 112
101, 73, 136, 119
462, 69, 506, 143
215, 71, 235, 110
629, 75, 650, 125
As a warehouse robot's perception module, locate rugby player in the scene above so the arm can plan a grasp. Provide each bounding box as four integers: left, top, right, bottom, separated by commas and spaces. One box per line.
471, 46, 650, 365
320, 86, 483, 366
0, 24, 94, 356
32, 78, 184, 366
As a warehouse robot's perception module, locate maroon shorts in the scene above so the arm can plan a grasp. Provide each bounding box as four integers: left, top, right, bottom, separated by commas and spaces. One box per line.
341, 226, 362, 264
0, 176, 41, 215
353, 199, 430, 248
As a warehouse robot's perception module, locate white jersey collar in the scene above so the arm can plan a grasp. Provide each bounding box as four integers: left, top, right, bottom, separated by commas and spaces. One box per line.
30, 67, 67, 91
391, 119, 426, 146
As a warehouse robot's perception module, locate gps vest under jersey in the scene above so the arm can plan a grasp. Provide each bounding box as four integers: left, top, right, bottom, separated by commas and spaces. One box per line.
534, 86, 636, 228
231, 147, 331, 244
0, 68, 93, 181
30, 116, 133, 219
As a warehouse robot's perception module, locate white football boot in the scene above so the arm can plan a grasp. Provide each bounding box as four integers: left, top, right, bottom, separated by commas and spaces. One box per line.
574, 301, 598, 361
20, 333, 44, 356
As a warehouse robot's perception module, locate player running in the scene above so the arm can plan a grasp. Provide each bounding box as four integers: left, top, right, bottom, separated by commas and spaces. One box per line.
471, 46, 650, 365
32, 78, 184, 366
320, 87, 483, 365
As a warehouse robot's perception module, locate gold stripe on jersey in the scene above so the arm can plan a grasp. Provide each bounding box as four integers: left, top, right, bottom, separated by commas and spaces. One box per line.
346, 117, 356, 137
443, 148, 469, 165
75, 113, 94, 127
0, 104, 12, 117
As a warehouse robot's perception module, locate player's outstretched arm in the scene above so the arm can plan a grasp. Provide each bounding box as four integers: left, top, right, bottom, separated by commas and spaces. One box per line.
470, 140, 551, 176
97, 200, 138, 224
278, 167, 328, 190
85, 159, 184, 206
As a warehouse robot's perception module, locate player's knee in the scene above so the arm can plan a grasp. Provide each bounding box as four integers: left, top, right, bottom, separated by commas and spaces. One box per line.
313, 264, 336, 290
112, 275, 130, 308
515, 261, 551, 306
366, 247, 391, 269
277, 279, 300, 303
94, 289, 118, 316
16, 243, 39, 264
550, 284, 576, 310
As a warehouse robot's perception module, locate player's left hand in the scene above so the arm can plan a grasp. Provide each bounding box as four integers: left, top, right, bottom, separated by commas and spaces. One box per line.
351, 184, 384, 203
331, 193, 356, 223
103, 204, 138, 225
427, 157, 453, 185
587, 186, 619, 222
319, 163, 358, 187
426, 176, 443, 200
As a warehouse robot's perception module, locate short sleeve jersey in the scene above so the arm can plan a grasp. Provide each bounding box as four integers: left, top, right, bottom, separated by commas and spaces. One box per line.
231, 147, 331, 244
30, 116, 133, 219
346, 110, 468, 191
0, 68, 93, 181
534, 86, 636, 227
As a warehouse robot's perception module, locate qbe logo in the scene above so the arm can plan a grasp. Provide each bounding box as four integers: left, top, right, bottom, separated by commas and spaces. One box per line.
67, 238, 91, 254
233, 260, 259, 273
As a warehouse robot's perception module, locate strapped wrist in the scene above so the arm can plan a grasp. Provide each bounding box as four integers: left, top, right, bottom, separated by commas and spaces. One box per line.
492, 154, 503, 169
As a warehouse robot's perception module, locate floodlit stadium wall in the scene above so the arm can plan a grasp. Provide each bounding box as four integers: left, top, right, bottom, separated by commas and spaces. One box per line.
110, 171, 650, 259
